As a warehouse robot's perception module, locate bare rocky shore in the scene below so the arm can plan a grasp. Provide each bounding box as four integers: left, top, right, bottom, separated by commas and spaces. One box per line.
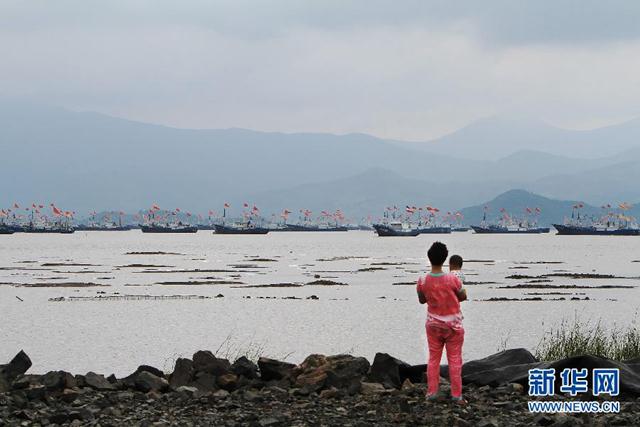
1, 349, 639, 426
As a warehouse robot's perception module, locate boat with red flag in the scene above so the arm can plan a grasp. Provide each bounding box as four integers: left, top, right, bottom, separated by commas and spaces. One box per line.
471, 206, 549, 234
139, 205, 198, 233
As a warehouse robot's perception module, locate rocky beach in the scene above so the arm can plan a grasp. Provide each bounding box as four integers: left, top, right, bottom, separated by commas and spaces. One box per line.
1, 348, 639, 426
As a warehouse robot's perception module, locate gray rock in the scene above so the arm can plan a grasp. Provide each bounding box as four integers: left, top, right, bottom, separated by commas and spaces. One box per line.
134, 371, 169, 393
368, 353, 414, 389
360, 382, 385, 395
85, 372, 115, 390
42, 370, 76, 390
193, 350, 232, 376
170, 358, 194, 389
0, 350, 32, 392
324, 355, 370, 389
217, 373, 238, 391
135, 364, 166, 378
258, 357, 296, 381
192, 372, 217, 392
232, 356, 259, 379
175, 385, 198, 395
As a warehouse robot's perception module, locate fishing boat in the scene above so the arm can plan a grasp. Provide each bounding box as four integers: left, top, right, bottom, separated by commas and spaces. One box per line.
281, 223, 348, 232
77, 223, 130, 231
140, 224, 198, 233
213, 224, 270, 234
471, 207, 548, 234
0, 225, 14, 234
373, 222, 420, 237
553, 202, 639, 236
139, 205, 198, 233
417, 224, 452, 234
21, 223, 75, 234
553, 223, 639, 236
79, 212, 130, 231
471, 224, 550, 234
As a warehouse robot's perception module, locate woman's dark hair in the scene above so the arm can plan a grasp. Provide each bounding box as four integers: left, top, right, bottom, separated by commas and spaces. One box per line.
450, 254, 463, 268
427, 241, 448, 266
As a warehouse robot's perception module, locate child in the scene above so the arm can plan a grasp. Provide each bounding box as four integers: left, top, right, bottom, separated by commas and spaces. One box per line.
449, 254, 467, 302
417, 242, 467, 404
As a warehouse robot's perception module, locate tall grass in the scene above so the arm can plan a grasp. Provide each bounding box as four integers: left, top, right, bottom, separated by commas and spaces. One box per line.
535, 315, 640, 361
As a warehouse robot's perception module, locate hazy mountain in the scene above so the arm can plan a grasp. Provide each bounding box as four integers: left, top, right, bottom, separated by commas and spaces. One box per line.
0, 100, 467, 212
1, 100, 639, 216
527, 161, 640, 205
246, 168, 515, 220
458, 190, 600, 226
399, 116, 640, 160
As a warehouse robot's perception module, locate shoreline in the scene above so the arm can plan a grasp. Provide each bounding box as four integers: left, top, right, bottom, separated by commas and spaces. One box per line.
2, 349, 639, 426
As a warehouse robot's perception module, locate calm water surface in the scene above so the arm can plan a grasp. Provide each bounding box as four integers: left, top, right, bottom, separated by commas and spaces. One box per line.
1, 230, 639, 376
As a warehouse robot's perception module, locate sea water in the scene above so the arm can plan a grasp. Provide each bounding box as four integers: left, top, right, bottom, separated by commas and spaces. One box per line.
1, 230, 638, 376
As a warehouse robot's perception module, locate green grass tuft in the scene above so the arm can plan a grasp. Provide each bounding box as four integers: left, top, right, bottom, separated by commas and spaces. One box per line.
535, 314, 640, 361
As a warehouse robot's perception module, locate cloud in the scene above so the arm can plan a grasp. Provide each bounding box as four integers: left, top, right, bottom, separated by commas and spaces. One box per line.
2, 1, 640, 139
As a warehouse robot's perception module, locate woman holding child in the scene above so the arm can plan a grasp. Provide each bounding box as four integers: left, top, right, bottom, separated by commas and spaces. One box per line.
417, 241, 468, 405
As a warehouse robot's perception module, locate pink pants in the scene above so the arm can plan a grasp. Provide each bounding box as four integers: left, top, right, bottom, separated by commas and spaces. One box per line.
426, 321, 464, 397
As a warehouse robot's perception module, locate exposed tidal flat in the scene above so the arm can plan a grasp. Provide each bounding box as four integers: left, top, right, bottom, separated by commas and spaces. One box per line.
1, 231, 639, 376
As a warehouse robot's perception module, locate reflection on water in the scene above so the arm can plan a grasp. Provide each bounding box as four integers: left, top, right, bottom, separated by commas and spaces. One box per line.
1, 230, 639, 375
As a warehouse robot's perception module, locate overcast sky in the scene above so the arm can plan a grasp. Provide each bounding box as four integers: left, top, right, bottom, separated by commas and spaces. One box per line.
2, 0, 640, 140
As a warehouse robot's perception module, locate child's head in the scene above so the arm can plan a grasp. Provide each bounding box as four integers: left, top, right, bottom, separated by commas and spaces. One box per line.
427, 241, 448, 267
449, 254, 463, 271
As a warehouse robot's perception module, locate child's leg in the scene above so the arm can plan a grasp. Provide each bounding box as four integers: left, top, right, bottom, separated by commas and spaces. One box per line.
426, 323, 446, 395
444, 327, 465, 398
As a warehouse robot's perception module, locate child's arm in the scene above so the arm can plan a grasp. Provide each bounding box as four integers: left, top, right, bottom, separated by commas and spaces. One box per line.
417, 277, 427, 304
452, 272, 467, 302
456, 287, 467, 302
417, 289, 427, 304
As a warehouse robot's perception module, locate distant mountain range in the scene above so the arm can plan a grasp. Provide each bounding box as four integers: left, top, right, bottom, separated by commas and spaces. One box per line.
398, 115, 640, 160
458, 190, 639, 227
1, 99, 639, 217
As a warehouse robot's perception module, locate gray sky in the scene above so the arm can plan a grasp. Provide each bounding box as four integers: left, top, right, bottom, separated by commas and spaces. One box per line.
2, 0, 640, 140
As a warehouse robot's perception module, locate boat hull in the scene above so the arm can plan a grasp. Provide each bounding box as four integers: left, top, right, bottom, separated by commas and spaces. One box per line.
373, 224, 419, 237
77, 226, 130, 231
417, 226, 451, 234
0, 226, 14, 234
452, 226, 471, 232
471, 225, 550, 234
213, 224, 269, 234
140, 225, 198, 233
280, 224, 348, 232
553, 224, 640, 236
20, 226, 75, 234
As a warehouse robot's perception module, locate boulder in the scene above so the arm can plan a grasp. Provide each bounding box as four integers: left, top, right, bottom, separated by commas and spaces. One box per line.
258, 357, 296, 381
292, 354, 369, 392
169, 358, 194, 389
232, 356, 259, 379
360, 382, 386, 395
463, 362, 541, 387
10, 374, 42, 390
121, 365, 166, 389
540, 355, 640, 395
84, 372, 115, 391
134, 371, 169, 393
217, 373, 239, 391
0, 350, 32, 392
192, 372, 217, 392
441, 348, 538, 380
323, 355, 370, 389
452, 351, 640, 396
193, 351, 232, 376
175, 385, 199, 397
368, 353, 415, 389
134, 365, 165, 379
42, 371, 76, 390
